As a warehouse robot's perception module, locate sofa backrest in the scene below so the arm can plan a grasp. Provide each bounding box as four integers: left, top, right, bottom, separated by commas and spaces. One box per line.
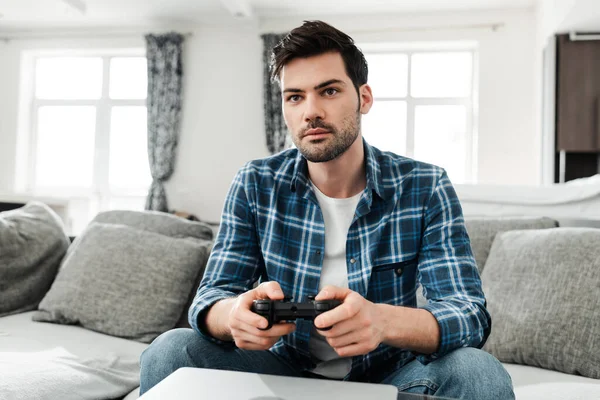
464, 217, 559, 272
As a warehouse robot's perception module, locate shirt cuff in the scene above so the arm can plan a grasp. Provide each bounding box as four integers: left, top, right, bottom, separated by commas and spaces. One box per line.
188, 288, 237, 347
413, 301, 474, 364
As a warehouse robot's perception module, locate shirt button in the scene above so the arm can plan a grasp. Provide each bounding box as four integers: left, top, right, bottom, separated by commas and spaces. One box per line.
350, 258, 356, 264
395, 267, 403, 276
316, 250, 321, 255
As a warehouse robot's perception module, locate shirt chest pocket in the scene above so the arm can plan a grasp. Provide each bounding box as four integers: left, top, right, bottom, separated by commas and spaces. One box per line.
367, 256, 419, 305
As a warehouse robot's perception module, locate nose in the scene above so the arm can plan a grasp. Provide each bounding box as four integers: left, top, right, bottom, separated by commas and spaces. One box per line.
303, 95, 325, 123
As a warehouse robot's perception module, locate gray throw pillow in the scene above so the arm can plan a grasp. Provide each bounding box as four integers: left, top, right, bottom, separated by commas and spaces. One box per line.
482, 228, 600, 379
0, 202, 70, 317
91, 210, 214, 328
92, 209, 214, 240
465, 217, 557, 272
33, 222, 212, 342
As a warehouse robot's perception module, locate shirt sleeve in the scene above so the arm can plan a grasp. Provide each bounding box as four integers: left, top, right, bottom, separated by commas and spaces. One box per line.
415, 169, 492, 364
188, 166, 264, 345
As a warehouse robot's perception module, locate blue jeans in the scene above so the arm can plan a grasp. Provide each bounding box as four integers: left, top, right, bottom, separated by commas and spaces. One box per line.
139, 329, 514, 399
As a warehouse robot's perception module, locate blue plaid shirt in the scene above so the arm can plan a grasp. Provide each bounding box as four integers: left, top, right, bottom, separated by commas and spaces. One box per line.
189, 139, 491, 382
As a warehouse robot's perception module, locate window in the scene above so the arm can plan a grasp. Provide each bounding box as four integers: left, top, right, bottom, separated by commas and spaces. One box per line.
361, 47, 477, 184
23, 52, 150, 232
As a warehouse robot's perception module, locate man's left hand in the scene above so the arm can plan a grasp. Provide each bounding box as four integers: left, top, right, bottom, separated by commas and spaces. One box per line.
313, 285, 387, 357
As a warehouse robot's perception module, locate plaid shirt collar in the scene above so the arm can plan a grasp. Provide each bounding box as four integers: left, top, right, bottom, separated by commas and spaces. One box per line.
290, 138, 392, 203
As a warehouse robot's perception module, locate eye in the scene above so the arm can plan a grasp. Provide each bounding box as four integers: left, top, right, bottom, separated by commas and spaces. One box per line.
287, 94, 302, 103
324, 88, 338, 96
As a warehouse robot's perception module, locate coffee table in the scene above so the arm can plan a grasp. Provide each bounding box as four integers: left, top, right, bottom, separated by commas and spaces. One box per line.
139, 367, 456, 400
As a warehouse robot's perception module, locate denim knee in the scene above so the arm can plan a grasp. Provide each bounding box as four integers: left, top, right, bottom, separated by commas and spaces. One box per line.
433, 347, 514, 400
141, 328, 198, 371
139, 328, 201, 394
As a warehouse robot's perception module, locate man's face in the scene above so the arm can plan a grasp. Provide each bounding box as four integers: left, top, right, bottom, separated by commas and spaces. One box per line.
280, 52, 371, 163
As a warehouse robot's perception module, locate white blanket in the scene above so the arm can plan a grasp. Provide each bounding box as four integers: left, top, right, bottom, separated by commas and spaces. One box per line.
0, 312, 147, 400
0, 347, 139, 400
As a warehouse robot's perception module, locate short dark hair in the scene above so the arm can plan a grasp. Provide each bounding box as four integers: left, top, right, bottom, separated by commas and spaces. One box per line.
270, 20, 368, 93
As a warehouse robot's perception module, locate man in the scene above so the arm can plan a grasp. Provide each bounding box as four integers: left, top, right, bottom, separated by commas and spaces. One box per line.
140, 20, 514, 399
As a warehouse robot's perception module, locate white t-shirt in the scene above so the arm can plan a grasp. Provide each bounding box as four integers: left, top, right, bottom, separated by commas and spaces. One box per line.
308, 181, 362, 379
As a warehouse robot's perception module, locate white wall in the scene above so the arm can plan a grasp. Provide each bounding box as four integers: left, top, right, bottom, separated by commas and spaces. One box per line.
0, 40, 20, 192
0, 8, 541, 225
164, 21, 269, 222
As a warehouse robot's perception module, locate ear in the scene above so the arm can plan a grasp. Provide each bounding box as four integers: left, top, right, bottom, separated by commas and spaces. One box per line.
358, 84, 373, 115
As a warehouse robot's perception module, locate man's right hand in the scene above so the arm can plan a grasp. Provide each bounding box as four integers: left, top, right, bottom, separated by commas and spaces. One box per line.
227, 281, 296, 350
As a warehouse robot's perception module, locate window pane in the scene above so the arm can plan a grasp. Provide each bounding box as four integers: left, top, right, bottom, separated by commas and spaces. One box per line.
35, 106, 96, 188
35, 57, 103, 99
411, 52, 472, 98
109, 106, 151, 189
414, 105, 468, 183
109, 57, 148, 99
365, 54, 408, 98
361, 101, 407, 155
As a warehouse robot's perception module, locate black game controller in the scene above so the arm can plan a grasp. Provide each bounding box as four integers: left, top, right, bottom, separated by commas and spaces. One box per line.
251, 295, 342, 330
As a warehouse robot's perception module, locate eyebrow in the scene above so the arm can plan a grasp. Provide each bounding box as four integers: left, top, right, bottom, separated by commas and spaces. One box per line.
283, 79, 346, 94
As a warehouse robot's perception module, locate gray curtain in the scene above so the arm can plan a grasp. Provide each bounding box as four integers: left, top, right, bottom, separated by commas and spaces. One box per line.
144, 32, 184, 212
261, 33, 289, 154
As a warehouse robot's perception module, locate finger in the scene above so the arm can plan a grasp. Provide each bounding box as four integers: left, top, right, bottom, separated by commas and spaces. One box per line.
331, 342, 369, 358
326, 329, 365, 349
314, 295, 361, 329
234, 338, 277, 351
232, 298, 270, 329
253, 281, 285, 300
314, 285, 352, 301
233, 329, 279, 348
245, 321, 297, 338
233, 314, 296, 337
257, 322, 296, 337
316, 317, 361, 338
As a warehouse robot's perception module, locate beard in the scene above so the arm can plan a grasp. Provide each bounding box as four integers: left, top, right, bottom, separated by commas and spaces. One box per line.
291, 111, 361, 163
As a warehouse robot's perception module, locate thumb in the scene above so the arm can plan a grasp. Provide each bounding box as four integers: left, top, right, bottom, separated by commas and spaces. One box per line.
315, 285, 351, 301
253, 281, 285, 300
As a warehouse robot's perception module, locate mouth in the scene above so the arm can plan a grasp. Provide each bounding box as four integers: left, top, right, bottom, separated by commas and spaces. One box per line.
303, 128, 331, 139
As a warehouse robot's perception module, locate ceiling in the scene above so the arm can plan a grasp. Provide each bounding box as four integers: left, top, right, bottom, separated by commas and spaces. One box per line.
0, 0, 536, 30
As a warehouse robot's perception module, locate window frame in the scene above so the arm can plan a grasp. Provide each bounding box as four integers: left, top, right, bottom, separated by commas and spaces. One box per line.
22, 49, 149, 212
362, 44, 479, 184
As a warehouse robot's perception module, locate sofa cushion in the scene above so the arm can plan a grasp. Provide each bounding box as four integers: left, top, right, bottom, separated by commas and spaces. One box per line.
0, 201, 70, 317
90, 210, 214, 328
482, 228, 600, 379
33, 222, 212, 342
514, 382, 600, 400
503, 363, 600, 388
464, 216, 557, 272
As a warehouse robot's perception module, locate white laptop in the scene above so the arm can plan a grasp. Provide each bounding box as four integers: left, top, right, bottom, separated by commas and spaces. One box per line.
139, 367, 399, 400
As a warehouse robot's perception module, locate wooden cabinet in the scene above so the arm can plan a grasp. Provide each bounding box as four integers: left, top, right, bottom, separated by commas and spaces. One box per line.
554, 33, 600, 182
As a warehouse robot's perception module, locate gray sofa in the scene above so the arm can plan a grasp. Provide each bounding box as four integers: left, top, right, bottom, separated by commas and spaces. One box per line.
1, 203, 599, 399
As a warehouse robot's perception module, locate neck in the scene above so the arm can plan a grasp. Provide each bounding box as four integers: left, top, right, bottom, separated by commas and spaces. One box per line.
307, 135, 366, 198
